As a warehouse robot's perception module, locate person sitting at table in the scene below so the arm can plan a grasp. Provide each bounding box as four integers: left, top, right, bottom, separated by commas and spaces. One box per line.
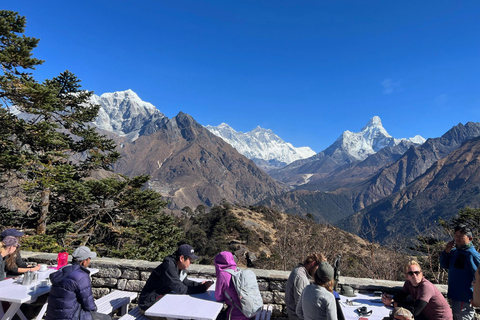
214, 251, 252, 320
138, 243, 214, 312
0, 236, 19, 281
296, 261, 337, 320
381, 260, 452, 320
1, 228, 41, 275
285, 253, 326, 320
46, 246, 111, 320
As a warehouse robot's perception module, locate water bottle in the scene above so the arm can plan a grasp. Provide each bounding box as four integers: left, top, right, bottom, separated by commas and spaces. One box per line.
56, 251, 68, 270
22, 271, 32, 285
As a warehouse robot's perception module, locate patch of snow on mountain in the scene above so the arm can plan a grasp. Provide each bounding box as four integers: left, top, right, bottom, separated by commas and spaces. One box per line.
205, 123, 316, 164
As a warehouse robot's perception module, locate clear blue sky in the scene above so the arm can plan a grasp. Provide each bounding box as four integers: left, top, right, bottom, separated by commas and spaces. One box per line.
5, 1, 480, 152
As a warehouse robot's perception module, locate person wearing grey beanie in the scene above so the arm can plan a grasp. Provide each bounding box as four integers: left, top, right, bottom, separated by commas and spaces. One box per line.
296, 261, 337, 320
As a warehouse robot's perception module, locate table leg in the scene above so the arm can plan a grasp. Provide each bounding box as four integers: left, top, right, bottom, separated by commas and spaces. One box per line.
1, 302, 21, 320
35, 302, 48, 320
16, 308, 27, 320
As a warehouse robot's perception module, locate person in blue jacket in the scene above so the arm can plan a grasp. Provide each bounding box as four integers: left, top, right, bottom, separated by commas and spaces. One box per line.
440, 224, 480, 320
46, 246, 110, 320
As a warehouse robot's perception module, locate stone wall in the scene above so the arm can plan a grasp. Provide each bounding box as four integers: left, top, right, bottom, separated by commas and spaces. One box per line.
21, 251, 448, 318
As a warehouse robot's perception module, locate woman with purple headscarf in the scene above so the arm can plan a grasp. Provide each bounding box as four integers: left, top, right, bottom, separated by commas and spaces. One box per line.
214, 251, 251, 320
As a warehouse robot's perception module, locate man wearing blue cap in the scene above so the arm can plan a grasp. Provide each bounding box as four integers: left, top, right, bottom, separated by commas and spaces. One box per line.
138, 244, 214, 312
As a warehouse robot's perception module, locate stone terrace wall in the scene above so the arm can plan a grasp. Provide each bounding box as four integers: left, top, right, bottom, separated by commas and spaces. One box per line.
22, 251, 448, 318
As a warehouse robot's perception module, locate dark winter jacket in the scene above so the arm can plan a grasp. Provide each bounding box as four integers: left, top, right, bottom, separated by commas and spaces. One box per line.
46, 264, 96, 320
138, 256, 207, 311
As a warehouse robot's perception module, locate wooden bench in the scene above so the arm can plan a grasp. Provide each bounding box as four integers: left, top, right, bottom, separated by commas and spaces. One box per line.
118, 306, 149, 320
96, 290, 138, 316
255, 305, 273, 320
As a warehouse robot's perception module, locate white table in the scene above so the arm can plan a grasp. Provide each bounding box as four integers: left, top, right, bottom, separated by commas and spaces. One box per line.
145, 278, 223, 320
339, 292, 392, 320
0, 266, 99, 320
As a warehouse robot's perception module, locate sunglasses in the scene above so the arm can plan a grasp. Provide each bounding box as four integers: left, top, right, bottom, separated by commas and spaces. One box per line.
407, 271, 421, 276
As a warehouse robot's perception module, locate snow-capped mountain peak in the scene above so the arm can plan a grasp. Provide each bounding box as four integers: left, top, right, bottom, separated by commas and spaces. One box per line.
205, 124, 316, 167
331, 116, 425, 160
361, 115, 384, 130
91, 90, 165, 141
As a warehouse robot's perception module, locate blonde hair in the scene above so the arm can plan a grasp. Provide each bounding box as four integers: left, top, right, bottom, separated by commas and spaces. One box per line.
5, 251, 19, 270
0, 241, 6, 253
404, 260, 422, 274
303, 253, 326, 266
314, 274, 335, 292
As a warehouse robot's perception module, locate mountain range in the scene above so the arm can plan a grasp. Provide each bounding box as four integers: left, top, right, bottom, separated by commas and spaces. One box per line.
65, 90, 480, 243
269, 116, 425, 186
339, 124, 480, 242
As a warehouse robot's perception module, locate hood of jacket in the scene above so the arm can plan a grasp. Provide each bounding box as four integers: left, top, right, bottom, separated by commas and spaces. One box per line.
50, 263, 90, 285
214, 251, 237, 274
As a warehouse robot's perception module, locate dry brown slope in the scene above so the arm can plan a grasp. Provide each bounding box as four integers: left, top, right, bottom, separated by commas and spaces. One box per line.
113, 112, 287, 210
226, 205, 406, 279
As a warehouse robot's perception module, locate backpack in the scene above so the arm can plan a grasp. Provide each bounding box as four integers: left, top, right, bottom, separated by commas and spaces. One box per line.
223, 268, 263, 318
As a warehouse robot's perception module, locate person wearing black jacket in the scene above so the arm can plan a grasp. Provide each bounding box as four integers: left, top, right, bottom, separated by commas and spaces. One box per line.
138, 244, 214, 312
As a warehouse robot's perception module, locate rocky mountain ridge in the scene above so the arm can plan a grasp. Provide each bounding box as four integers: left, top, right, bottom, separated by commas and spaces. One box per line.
339, 135, 480, 243
261, 122, 480, 229
90, 90, 315, 167
112, 112, 287, 210
270, 116, 425, 186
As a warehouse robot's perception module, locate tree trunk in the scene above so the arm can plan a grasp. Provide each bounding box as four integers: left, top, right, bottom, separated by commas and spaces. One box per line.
37, 188, 50, 234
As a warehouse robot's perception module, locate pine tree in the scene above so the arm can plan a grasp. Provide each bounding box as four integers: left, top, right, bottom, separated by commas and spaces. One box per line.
0, 10, 120, 234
